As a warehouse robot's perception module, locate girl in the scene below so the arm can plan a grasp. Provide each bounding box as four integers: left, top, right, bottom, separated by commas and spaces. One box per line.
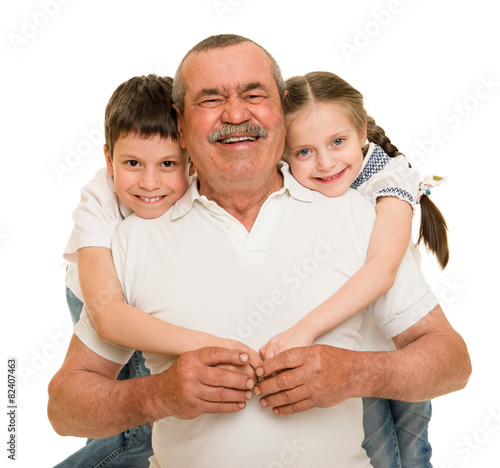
259, 71, 447, 468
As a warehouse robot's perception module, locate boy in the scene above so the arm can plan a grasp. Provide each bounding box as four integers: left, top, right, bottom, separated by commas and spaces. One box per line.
57, 74, 189, 467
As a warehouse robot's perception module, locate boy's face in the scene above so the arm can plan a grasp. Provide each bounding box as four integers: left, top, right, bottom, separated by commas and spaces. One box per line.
105, 134, 189, 219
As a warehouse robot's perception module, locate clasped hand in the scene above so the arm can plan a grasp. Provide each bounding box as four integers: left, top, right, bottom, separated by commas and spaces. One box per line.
162, 333, 358, 420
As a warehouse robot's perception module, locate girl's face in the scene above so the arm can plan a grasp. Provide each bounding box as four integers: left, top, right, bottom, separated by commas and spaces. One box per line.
285, 102, 366, 198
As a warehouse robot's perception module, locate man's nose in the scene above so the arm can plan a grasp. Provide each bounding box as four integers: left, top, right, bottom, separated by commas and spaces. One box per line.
221, 98, 251, 124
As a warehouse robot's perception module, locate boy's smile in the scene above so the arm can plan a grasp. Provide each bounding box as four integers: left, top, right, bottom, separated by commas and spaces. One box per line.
105, 134, 189, 219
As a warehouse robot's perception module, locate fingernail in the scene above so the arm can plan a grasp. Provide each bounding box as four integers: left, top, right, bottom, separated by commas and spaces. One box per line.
246, 379, 254, 389
240, 353, 249, 362
253, 386, 261, 396
260, 398, 268, 408
256, 367, 264, 377
245, 390, 253, 400
238, 402, 246, 409
273, 407, 280, 415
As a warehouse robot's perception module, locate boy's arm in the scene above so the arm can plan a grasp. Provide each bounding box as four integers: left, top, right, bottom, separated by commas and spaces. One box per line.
78, 247, 261, 368
260, 197, 412, 358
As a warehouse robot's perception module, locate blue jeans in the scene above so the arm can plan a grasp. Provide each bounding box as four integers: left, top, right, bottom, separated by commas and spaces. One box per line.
54, 288, 153, 468
362, 398, 432, 468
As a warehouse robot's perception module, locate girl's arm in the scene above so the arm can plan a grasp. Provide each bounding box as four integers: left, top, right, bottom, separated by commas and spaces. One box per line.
260, 197, 412, 359
78, 246, 262, 369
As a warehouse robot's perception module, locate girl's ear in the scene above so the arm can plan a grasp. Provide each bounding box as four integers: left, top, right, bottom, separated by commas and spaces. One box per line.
360, 120, 368, 146
104, 144, 114, 176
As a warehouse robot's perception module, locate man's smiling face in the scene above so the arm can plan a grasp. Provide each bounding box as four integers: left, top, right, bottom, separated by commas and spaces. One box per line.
176, 41, 286, 192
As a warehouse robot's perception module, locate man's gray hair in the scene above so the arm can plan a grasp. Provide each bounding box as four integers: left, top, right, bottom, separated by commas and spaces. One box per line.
172, 34, 286, 115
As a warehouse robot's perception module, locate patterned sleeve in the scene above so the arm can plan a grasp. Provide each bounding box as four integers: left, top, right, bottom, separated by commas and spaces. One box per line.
351, 144, 420, 213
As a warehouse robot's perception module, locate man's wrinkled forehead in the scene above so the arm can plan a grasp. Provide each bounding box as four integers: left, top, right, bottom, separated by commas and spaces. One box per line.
182, 43, 276, 94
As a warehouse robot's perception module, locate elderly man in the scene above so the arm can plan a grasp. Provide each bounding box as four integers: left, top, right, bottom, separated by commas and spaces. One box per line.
48, 35, 470, 467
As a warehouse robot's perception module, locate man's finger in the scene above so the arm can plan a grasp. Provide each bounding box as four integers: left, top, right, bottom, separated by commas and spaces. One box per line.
196, 346, 250, 367
199, 401, 248, 414
254, 366, 302, 397
199, 385, 253, 404
256, 347, 305, 377
246, 349, 264, 371
199, 365, 255, 390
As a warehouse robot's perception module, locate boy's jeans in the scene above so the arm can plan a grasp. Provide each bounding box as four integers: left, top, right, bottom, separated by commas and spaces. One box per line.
54, 288, 153, 468
362, 397, 433, 468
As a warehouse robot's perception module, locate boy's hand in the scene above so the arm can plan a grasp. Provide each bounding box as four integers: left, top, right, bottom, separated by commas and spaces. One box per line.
259, 325, 315, 360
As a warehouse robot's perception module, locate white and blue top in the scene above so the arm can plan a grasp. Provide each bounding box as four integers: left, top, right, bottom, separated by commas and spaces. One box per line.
351, 142, 419, 213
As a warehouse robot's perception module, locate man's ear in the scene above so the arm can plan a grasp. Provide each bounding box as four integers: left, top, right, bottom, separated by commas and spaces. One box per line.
172, 104, 186, 149
188, 161, 197, 176
104, 144, 114, 176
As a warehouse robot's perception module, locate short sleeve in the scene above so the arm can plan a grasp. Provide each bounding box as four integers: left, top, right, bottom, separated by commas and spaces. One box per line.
63, 168, 131, 264
367, 244, 439, 338
74, 305, 134, 364
352, 144, 420, 214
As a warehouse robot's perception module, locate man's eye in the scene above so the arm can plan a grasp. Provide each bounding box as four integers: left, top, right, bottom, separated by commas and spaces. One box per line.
200, 99, 223, 108
245, 94, 265, 104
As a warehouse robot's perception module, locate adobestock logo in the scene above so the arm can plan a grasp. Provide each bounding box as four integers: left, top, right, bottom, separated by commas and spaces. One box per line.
267, 439, 306, 468
51, 121, 104, 182
340, 0, 415, 63
7, 0, 72, 53
18, 321, 74, 385
212, 0, 246, 20
225, 236, 339, 341
409, 74, 499, 167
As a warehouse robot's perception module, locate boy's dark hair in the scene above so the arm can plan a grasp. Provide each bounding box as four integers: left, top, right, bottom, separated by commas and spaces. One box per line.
105, 74, 178, 158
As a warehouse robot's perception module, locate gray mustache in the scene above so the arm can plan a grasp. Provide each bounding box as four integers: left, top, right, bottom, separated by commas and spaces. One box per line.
208, 124, 268, 143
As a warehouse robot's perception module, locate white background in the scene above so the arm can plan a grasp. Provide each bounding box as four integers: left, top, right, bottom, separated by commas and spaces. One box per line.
1, 1, 499, 466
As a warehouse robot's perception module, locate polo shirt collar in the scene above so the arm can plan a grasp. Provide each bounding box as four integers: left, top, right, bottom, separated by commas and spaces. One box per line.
171, 160, 314, 220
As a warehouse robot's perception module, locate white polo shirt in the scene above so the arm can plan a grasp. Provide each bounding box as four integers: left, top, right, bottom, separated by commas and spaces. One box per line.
75, 162, 437, 468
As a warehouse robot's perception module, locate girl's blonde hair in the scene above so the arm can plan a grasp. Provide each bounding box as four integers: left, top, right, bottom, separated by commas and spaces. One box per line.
284, 71, 449, 268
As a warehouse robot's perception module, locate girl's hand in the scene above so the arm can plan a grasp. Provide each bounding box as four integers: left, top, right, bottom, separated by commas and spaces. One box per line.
259, 325, 315, 360
209, 338, 263, 384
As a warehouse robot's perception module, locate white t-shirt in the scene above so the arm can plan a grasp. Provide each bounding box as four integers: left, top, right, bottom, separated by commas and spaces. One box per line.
63, 168, 132, 301
75, 162, 438, 468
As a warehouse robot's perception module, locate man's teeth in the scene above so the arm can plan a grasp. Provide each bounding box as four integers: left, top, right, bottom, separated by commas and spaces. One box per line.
219, 136, 258, 143
140, 196, 162, 203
